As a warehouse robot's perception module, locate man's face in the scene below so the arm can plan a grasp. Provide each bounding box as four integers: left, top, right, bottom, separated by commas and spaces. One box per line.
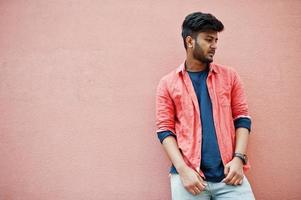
192, 31, 218, 64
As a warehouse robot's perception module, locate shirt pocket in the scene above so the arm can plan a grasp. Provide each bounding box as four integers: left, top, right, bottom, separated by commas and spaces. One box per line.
172, 88, 195, 126
173, 93, 194, 114
218, 85, 231, 107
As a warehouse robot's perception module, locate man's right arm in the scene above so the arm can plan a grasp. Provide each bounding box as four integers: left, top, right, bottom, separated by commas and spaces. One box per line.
160, 134, 207, 195
155, 78, 206, 195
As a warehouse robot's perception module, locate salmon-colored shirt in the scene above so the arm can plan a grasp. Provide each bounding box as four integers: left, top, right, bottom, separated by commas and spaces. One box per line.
155, 62, 251, 177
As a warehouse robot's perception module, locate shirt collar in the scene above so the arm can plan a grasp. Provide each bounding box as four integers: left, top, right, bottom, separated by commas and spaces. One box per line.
176, 61, 219, 74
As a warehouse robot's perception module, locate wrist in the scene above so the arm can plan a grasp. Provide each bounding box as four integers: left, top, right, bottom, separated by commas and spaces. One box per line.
233, 152, 248, 165
233, 156, 244, 165
176, 164, 189, 174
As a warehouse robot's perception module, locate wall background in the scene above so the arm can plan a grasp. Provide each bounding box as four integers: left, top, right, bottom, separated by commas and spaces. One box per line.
0, 0, 300, 199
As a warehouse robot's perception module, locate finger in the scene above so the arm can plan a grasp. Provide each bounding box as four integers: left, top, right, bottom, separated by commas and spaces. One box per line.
188, 187, 197, 195
222, 171, 235, 183
235, 174, 243, 184
187, 187, 196, 196
236, 175, 244, 185
195, 181, 205, 191
234, 177, 242, 185
196, 175, 207, 187
232, 173, 243, 185
193, 187, 201, 195
229, 174, 239, 185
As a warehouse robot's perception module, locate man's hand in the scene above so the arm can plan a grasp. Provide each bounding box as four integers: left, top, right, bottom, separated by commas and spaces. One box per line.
177, 166, 207, 196
222, 157, 244, 185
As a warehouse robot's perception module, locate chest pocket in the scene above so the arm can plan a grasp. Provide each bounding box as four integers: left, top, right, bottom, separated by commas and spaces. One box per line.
172, 85, 195, 117
218, 85, 231, 107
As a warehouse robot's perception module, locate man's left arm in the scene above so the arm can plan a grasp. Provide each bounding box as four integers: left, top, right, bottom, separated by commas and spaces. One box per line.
222, 127, 249, 185
222, 70, 252, 185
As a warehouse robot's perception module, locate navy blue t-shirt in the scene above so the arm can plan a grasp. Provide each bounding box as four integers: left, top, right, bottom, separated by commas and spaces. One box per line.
188, 69, 224, 182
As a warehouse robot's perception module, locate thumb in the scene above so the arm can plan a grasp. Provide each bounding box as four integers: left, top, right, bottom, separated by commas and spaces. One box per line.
224, 163, 230, 175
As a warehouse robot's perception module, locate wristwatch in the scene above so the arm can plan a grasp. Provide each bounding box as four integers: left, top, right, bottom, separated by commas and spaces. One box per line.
233, 153, 248, 165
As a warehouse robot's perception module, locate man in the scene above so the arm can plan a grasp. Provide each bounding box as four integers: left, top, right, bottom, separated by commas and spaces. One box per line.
155, 12, 255, 199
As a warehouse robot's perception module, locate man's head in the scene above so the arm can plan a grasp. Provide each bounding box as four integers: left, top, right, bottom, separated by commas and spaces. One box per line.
182, 12, 224, 64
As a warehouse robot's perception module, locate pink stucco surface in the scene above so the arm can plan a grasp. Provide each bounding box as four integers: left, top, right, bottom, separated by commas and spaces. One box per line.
0, 0, 300, 199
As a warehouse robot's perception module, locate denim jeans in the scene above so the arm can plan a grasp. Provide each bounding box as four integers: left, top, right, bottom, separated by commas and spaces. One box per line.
170, 174, 255, 200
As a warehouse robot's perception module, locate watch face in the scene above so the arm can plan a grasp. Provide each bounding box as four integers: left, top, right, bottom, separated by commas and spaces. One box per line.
244, 155, 248, 164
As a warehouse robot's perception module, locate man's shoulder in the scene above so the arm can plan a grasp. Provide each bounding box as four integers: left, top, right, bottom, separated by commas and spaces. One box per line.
156, 65, 183, 94
161, 69, 178, 80
158, 67, 180, 84
212, 63, 237, 75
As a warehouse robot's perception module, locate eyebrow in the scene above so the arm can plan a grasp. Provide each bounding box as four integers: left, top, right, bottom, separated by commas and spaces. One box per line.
206, 35, 218, 40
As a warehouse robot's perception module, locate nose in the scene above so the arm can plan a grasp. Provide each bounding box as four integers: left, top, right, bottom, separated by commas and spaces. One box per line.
211, 41, 217, 50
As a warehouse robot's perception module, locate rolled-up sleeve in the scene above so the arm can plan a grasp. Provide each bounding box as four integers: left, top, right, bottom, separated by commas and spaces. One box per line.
157, 130, 177, 143
234, 117, 251, 132
231, 71, 252, 131
156, 78, 176, 139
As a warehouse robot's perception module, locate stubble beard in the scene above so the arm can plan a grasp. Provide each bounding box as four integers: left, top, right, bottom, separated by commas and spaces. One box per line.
193, 42, 213, 65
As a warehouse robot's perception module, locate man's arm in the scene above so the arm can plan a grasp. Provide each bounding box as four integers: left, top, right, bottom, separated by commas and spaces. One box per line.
222, 70, 252, 185
222, 127, 249, 185
155, 78, 206, 195
161, 136, 207, 195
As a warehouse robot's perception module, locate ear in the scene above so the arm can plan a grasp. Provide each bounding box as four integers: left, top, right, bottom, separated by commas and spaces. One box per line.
185, 36, 194, 48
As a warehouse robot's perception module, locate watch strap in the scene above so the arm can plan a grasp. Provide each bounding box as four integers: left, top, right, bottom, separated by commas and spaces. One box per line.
233, 152, 247, 165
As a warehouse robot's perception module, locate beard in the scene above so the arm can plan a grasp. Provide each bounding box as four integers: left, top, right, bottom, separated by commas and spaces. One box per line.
193, 42, 213, 64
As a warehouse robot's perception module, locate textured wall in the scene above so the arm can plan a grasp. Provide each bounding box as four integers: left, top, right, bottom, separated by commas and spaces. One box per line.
0, 0, 300, 199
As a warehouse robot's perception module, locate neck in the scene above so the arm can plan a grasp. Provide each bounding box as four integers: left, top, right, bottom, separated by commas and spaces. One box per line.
185, 58, 209, 72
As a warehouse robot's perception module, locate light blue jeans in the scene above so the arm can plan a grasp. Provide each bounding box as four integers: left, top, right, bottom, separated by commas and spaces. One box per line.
170, 174, 255, 200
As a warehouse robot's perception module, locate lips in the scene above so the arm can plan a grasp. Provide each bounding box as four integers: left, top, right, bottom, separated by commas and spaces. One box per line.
208, 51, 215, 56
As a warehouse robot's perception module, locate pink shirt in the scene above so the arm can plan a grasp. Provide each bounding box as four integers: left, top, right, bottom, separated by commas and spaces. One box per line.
156, 63, 251, 177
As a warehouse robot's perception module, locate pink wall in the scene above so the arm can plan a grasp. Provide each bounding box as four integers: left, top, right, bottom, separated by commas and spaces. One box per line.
0, 1, 300, 199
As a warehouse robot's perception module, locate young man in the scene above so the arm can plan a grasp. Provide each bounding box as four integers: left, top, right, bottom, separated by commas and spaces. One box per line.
156, 12, 255, 199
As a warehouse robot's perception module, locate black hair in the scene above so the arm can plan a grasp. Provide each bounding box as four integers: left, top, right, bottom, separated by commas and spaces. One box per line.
182, 12, 224, 49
